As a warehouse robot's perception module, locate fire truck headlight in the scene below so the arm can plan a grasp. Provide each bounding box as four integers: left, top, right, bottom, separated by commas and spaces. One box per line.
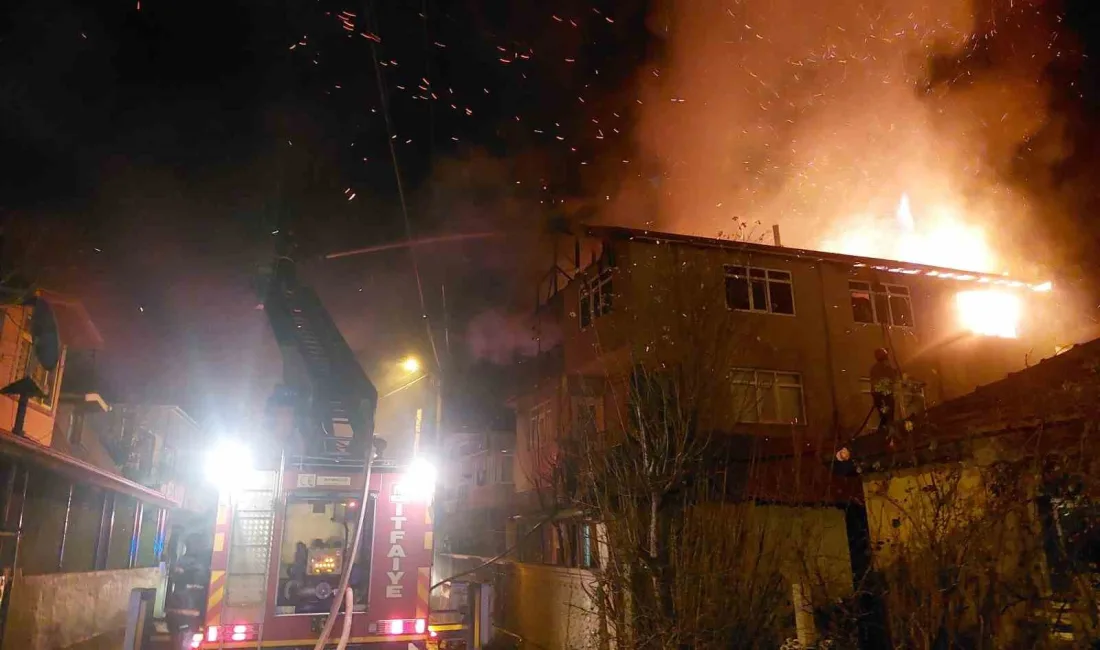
399, 457, 437, 502
203, 440, 253, 491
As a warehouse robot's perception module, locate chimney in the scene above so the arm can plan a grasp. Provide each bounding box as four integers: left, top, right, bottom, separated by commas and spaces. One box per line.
772, 224, 783, 247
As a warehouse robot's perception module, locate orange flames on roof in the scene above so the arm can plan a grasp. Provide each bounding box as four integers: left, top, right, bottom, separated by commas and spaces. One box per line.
820, 193, 999, 274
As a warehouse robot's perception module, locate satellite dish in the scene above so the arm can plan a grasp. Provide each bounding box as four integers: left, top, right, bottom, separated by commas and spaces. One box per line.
27, 298, 61, 370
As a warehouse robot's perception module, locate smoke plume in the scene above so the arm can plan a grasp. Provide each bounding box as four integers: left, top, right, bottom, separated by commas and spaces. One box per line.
623, 0, 1067, 275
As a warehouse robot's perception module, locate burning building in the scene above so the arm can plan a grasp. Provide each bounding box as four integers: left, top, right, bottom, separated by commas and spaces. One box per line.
490, 222, 1086, 647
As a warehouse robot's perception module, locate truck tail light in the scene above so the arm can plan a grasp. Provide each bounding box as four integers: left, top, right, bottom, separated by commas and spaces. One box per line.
206, 626, 219, 642
190, 632, 203, 649
378, 619, 427, 636
222, 623, 259, 642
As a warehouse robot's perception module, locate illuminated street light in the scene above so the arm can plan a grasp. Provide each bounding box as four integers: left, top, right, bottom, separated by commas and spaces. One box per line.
400, 356, 421, 374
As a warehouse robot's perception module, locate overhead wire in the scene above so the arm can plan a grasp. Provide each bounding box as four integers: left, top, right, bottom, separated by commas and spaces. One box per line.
365, 0, 442, 374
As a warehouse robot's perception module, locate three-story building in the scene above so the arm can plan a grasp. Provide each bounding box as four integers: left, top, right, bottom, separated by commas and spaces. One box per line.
501, 224, 1077, 647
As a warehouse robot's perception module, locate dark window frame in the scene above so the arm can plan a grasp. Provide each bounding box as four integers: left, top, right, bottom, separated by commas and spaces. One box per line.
579, 266, 615, 329
849, 280, 914, 328
724, 265, 796, 316
731, 368, 806, 424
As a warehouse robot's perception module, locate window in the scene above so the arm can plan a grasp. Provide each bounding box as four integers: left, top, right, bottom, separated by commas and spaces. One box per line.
579, 267, 614, 328
849, 281, 913, 327
1038, 470, 1100, 593
528, 402, 551, 452
475, 458, 488, 486
724, 266, 795, 315
858, 378, 926, 422
731, 369, 805, 424
579, 522, 598, 568
67, 411, 85, 445
15, 324, 56, 408
277, 494, 373, 614
520, 519, 600, 568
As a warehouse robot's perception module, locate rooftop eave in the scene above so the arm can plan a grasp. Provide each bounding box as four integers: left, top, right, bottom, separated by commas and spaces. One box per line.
585, 224, 1050, 292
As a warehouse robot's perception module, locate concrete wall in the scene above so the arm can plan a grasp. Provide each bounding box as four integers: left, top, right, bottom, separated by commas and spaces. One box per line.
499, 563, 601, 650
3, 566, 164, 650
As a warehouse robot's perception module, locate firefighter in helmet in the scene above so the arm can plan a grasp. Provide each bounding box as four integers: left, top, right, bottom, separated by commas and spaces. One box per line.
166, 533, 211, 649
869, 347, 898, 435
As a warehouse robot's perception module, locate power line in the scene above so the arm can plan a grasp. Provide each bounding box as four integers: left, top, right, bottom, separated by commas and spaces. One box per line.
364, 0, 442, 373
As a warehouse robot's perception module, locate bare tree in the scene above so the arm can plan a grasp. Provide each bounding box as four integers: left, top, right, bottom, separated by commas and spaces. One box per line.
520, 242, 856, 650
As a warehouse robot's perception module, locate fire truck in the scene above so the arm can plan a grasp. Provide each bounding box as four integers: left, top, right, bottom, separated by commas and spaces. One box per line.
189, 242, 465, 649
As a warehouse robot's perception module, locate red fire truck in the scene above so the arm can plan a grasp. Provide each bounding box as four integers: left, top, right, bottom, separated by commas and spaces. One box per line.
186, 239, 465, 649
192, 456, 437, 649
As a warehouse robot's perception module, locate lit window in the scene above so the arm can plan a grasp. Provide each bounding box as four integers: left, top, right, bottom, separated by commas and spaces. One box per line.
849, 281, 913, 327
579, 267, 614, 328
731, 369, 804, 424
724, 266, 795, 315
15, 313, 56, 409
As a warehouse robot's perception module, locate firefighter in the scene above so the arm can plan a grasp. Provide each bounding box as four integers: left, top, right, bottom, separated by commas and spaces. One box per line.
166, 533, 211, 650
869, 347, 898, 436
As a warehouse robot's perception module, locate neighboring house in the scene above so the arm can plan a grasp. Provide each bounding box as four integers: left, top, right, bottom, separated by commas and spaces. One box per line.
438, 430, 516, 557
0, 291, 178, 650
497, 225, 1084, 648
839, 337, 1100, 647
97, 403, 207, 511
433, 431, 517, 625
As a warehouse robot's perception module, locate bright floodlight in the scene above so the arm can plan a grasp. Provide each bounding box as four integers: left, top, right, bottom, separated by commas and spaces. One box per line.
204, 440, 254, 491
398, 457, 437, 502
956, 290, 1022, 339
400, 356, 422, 374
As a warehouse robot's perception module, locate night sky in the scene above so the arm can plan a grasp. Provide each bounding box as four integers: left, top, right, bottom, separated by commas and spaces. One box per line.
2, 0, 1100, 431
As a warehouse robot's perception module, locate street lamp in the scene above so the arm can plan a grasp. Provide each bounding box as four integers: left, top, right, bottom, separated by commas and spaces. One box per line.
400, 356, 421, 374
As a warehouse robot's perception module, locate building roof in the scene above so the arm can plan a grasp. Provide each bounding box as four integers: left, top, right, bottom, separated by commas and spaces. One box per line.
839, 337, 1100, 468
584, 224, 1050, 292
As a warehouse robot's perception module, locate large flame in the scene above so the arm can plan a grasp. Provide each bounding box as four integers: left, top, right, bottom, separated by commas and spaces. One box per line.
956, 290, 1022, 339
821, 194, 998, 273
820, 194, 1030, 339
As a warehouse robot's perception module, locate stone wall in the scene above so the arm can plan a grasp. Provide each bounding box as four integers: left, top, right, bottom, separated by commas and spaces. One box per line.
3, 566, 164, 650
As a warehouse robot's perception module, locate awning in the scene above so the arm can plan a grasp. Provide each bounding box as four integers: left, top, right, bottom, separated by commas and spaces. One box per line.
0, 431, 179, 509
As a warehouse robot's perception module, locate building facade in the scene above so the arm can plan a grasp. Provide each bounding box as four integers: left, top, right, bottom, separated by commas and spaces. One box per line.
498, 225, 1078, 648
0, 293, 182, 649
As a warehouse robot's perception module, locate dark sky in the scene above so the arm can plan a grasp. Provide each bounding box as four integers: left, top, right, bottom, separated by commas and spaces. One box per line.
0, 0, 650, 432
1, 0, 1100, 431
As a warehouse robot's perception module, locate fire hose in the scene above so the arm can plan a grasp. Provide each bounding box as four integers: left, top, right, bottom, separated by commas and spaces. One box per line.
312, 442, 375, 650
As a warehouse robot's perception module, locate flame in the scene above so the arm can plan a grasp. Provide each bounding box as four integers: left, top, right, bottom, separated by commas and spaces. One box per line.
821, 194, 998, 273
955, 290, 1021, 339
